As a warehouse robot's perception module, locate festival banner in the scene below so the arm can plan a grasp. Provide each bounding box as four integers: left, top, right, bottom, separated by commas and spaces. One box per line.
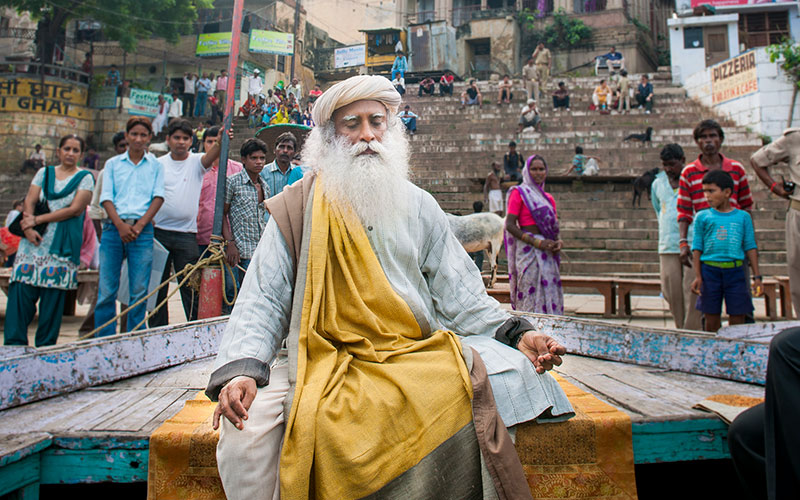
0, 77, 89, 119
334, 45, 366, 68
249, 29, 294, 56
711, 51, 758, 105
127, 88, 173, 117
690, 0, 795, 7
197, 32, 233, 57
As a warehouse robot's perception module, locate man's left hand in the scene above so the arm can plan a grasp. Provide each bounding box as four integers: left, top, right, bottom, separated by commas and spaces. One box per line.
518, 331, 566, 373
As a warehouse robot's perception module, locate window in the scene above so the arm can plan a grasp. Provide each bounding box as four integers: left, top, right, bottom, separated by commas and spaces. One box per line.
277, 55, 285, 72
739, 10, 789, 48
684, 27, 703, 49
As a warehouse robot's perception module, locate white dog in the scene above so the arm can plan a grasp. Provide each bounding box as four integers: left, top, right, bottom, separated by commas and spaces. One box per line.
446, 212, 504, 288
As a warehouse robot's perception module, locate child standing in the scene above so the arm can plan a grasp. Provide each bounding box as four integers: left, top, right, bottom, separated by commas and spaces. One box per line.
691, 170, 762, 332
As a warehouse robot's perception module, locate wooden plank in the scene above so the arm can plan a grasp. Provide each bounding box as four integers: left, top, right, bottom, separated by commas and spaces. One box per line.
518, 312, 769, 385
717, 321, 800, 341
631, 419, 730, 464
40, 448, 148, 484
0, 318, 226, 411
0, 453, 41, 496
0, 433, 51, 467
94, 388, 187, 431
60, 390, 151, 432
0, 391, 111, 435
143, 358, 214, 388
140, 389, 199, 434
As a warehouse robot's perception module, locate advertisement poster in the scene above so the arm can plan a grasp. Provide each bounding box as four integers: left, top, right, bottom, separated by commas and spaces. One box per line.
196, 32, 232, 57
249, 30, 294, 56
711, 51, 758, 105
334, 45, 366, 68
127, 88, 173, 117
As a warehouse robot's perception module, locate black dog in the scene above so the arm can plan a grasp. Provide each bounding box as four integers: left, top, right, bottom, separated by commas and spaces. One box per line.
632, 167, 660, 207
623, 127, 653, 144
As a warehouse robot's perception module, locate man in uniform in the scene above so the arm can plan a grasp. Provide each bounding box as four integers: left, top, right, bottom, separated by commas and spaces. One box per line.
750, 128, 800, 316
207, 75, 572, 500
532, 42, 552, 99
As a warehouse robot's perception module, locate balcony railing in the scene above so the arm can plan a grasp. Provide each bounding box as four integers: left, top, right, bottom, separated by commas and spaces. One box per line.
0, 60, 90, 84
452, 5, 482, 27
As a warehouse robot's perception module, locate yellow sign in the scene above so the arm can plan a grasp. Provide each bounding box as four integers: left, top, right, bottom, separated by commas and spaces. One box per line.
0, 78, 89, 119
711, 51, 758, 106
196, 32, 232, 57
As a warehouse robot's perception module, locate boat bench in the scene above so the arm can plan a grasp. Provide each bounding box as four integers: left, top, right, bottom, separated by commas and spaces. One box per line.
0, 269, 99, 316
486, 275, 617, 316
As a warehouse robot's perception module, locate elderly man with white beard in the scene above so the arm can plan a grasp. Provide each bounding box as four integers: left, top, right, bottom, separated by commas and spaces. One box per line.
206, 75, 574, 500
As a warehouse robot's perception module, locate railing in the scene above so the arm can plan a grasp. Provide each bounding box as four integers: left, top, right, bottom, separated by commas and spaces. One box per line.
0, 27, 38, 40
452, 5, 482, 27
0, 60, 90, 84
407, 10, 439, 24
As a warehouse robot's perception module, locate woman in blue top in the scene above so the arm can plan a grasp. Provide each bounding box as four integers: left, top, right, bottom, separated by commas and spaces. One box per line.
4, 135, 95, 347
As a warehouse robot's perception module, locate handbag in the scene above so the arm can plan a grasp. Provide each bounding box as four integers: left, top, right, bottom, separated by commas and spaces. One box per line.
9, 167, 51, 237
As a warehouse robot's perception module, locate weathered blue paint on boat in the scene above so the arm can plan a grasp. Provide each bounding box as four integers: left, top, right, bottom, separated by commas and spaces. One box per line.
0, 318, 227, 411
632, 419, 730, 464
0, 453, 41, 498
520, 313, 769, 385
40, 448, 149, 484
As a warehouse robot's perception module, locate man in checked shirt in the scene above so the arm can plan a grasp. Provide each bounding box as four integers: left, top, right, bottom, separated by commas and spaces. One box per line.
223, 138, 270, 284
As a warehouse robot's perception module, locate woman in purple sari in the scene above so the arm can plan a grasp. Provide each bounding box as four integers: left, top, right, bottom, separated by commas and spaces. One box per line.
504, 154, 564, 314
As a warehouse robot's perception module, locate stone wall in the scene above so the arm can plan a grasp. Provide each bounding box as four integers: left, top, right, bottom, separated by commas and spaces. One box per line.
457, 17, 520, 77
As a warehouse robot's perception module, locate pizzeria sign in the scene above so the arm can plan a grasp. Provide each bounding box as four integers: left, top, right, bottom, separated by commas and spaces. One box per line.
711, 51, 758, 106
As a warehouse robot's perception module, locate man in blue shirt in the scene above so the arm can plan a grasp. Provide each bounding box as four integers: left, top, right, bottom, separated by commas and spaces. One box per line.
597, 46, 625, 72
652, 144, 701, 330
398, 105, 418, 135
196, 73, 213, 117
96, 116, 165, 337
259, 132, 303, 209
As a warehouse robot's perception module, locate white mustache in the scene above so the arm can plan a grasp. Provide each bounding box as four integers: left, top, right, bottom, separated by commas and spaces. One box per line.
348, 139, 389, 159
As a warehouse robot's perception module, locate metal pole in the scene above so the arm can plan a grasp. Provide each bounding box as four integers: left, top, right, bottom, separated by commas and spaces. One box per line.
211, 0, 245, 239
290, 0, 301, 81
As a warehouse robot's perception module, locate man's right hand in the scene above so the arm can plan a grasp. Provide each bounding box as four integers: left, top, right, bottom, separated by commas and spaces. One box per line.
117, 223, 138, 243
226, 241, 241, 268
680, 246, 692, 267
772, 184, 791, 200
212, 376, 257, 430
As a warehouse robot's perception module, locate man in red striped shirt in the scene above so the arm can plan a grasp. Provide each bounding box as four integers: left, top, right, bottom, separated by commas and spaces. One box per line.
678, 119, 753, 266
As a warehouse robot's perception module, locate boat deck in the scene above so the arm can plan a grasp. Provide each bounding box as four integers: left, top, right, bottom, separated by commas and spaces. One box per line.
0, 351, 764, 495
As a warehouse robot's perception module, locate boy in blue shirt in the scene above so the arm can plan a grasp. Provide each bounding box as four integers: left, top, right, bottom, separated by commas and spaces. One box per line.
691, 169, 762, 332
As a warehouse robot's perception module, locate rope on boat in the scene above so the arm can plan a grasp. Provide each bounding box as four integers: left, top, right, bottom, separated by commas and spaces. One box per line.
79, 235, 240, 340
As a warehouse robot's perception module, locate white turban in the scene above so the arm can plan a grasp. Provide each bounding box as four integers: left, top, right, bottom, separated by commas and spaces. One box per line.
311, 75, 402, 126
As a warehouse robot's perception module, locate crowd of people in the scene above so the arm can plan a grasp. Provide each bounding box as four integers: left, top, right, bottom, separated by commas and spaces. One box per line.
2, 116, 305, 347
237, 74, 318, 129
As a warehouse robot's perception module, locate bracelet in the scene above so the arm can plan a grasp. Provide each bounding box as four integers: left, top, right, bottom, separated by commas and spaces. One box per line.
770, 182, 777, 193
679, 241, 689, 249
33, 216, 37, 225
753, 275, 763, 281
679, 238, 687, 243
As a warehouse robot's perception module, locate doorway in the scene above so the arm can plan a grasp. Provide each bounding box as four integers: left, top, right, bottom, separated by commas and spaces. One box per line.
704, 25, 728, 67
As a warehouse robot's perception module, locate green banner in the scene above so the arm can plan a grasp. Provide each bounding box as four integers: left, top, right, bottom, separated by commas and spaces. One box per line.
249, 29, 293, 56
127, 88, 173, 117
196, 32, 232, 57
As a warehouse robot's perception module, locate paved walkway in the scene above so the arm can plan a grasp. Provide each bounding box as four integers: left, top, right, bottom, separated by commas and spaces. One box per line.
0, 287, 776, 347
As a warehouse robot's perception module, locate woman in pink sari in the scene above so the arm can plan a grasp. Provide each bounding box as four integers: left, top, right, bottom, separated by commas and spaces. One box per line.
504, 154, 564, 314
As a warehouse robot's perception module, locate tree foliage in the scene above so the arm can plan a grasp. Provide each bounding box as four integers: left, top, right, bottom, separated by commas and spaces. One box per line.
767, 38, 800, 88
1, 0, 213, 60
519, 8, 593, 51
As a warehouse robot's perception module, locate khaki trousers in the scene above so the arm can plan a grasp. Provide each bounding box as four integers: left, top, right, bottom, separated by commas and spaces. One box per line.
535, 65, 549, 95
660, 254, 702, 330
526, 79, 538, 101
788, 207, 800, 316
216, 360, 290, 500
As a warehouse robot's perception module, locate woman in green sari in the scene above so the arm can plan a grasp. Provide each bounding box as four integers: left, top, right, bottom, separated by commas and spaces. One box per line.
4, 135, 95, 347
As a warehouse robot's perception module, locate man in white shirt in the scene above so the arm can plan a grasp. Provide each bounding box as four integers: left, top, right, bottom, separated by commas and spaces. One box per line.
287, 78, 302, 103
168, 92, 183, 118
182, 73, 197, 118
518, 98, 541, 133
21, 144, 47, 173
149, 119, 227, 327
248, 69, 263, 99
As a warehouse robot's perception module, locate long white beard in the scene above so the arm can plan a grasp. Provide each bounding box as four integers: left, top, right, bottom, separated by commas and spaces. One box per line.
302, 117, 411, 227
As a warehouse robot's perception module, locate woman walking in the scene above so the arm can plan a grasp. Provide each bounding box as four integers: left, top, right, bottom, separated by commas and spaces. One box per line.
4, 135, 94, 347
504, 154, 564, 314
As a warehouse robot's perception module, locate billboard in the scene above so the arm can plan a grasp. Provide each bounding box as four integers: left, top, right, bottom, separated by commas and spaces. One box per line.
334, 45, 366, 68
127, 88, 173, 117
196, 32, 232, 57
690, 0, 795, 7
0, 77, 90, 119
249, 29, 294, 56
711, 51, 758, 105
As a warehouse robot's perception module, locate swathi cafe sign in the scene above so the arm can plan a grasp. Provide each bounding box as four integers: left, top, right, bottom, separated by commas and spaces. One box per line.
711, 51, 758, 106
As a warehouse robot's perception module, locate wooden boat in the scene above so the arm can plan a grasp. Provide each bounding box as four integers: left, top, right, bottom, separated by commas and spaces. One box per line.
0, 314, 782, 497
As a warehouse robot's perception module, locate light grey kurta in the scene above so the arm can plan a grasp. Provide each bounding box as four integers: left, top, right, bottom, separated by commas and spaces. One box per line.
210, 183, 572, 426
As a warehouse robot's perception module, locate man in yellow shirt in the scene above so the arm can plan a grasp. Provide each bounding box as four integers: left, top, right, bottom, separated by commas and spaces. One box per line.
592, 79, 611, 110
